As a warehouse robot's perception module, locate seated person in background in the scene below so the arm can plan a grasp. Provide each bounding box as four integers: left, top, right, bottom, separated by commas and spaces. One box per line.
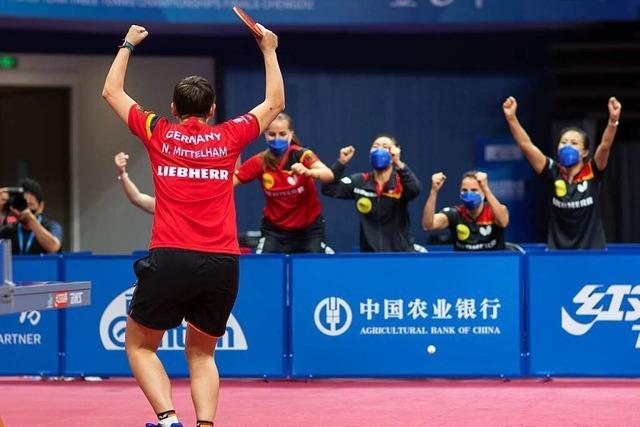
321, 135, 422, 252
502, 96, 621, 249
114, 152, 155, 214
422, 171, 509, 251
0, 178, 63, 254
234, 112, 335, 254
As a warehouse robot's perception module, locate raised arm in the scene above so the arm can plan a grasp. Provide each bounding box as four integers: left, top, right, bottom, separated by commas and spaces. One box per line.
249, 24, 285, 134
476, 172, 509, 228
422, 172, 449, 231
391, 146, 422, 200
594, 97, 622, 171
102, 25, 148, 124
321, 146, 357, 199
502, 96, 547, 174
114, 152, 155, 214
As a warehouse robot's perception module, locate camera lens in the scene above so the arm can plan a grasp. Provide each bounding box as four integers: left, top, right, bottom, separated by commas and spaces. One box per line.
1, 188, 27, 213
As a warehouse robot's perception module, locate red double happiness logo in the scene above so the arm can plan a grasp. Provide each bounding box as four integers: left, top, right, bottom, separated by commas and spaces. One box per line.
54, 292, 69, 308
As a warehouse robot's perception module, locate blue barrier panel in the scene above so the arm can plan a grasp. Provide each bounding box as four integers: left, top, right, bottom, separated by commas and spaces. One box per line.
216, 255, 287, 378
62, 255, 138, 376
606, 244, 640, 252
519, 243, 548, 253
528, 251, 640, 376
290, 253, 523, 378
62, 254, 286, 378
0, 255, 60, 375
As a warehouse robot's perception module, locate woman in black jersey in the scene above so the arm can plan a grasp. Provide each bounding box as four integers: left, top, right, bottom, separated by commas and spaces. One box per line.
502, 96, 621, 249
422, 170, 509, 251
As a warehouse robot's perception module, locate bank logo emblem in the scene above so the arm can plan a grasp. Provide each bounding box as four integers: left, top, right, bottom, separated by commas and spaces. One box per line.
314, 297, 352, 336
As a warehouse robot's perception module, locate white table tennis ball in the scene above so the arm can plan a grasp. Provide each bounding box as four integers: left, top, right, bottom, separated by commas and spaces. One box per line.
427, 345, 436, 354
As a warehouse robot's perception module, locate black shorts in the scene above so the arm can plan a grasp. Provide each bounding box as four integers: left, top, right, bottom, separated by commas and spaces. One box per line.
128, 248, 239, 337
257, 215, 333, 254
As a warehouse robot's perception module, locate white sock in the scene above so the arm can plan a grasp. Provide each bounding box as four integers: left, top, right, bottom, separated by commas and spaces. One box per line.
159, 415, 179, 426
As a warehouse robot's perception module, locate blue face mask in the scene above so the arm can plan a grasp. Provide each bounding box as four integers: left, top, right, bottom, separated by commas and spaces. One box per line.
558, 145, 581, 168
460, 192, 483, 210
267, 138, 290, 157
370, 148, 392, 170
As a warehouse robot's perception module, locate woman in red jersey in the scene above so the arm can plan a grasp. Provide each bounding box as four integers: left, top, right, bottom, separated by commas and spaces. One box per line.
234, 112, 335, 253
102, 23, 284, 427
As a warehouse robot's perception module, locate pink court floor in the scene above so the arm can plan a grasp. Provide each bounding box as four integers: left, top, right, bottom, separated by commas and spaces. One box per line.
0, 377, 638, 426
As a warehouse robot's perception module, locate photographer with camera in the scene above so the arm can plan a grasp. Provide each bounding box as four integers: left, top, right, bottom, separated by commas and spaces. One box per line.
0, 178, 63, 254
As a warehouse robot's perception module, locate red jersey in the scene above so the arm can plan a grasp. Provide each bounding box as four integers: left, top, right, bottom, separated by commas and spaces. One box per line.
128, 105, 259, 254
235, 145, 323, 230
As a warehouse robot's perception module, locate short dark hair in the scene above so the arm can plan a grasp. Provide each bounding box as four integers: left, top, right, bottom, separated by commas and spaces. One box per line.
172, 76, 215, 118
373, 133, 400, 148
557, 127, 590, 153
19, 178, 44, 203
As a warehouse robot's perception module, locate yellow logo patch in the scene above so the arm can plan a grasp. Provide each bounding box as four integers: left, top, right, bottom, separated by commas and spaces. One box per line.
356, 197, 372, 214
555, 179, 567, 197
262, 173, 275, 189
456, 224, 471, 241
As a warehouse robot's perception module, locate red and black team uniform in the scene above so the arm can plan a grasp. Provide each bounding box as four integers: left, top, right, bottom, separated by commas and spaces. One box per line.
440, 204, 506, 251
542, 157, 606, 249
235, 145, 331, 253
321, 162, 422, 252
127, 105, 259, 337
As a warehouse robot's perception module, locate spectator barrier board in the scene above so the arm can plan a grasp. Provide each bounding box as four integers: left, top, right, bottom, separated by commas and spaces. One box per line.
3, 250, 640, 378
527, 251, 640, 376
61, 254, 287, 378
290, 253, 523, 378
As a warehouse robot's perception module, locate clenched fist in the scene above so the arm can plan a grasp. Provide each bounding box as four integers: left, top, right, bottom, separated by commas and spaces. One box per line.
475, 171, 488, 190
608, 97, 622, 123
290, 162, 313, 177
502, 96, 518, 120
431, 172, 446, 192
114, 152, 129, 175
338, 146, 356, 165
125, 25, 148, 46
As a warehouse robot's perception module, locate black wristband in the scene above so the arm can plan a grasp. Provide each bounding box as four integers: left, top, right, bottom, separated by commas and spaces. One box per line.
118, 40, 135, 53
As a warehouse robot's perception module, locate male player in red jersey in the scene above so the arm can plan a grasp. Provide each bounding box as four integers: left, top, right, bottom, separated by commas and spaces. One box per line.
102, 24, 284, 427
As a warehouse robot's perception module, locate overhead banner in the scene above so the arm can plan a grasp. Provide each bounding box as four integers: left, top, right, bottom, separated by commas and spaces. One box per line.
290, 253, 523, 378
528, 252, 640, 376
1, 1, 638, 28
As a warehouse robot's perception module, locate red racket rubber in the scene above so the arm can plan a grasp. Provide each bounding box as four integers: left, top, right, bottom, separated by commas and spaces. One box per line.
233, 6, 263, 38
